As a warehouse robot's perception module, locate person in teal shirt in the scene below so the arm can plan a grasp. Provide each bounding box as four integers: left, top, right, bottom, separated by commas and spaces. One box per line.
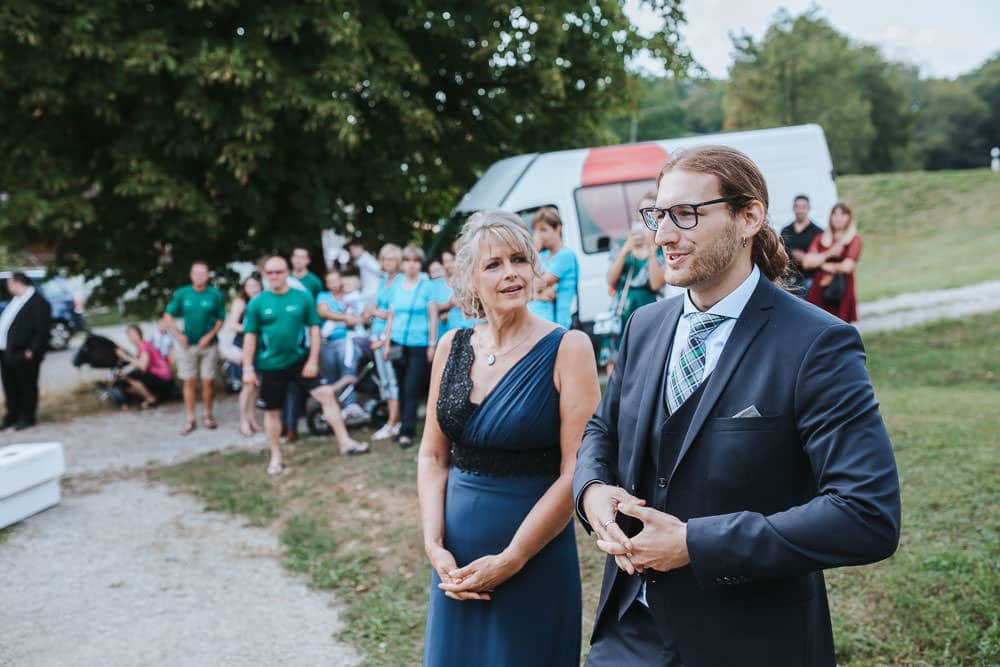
384, 245, 438, 449
243, 256, 368, 475
527, 207, 578, 328
164, 261, 227, 435
368, 244, 403, 441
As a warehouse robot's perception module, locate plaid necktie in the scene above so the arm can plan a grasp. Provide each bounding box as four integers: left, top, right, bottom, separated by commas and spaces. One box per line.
667, 312, 728, 413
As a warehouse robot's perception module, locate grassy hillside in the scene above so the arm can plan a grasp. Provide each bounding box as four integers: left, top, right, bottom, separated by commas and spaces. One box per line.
837, 168, 1000, 302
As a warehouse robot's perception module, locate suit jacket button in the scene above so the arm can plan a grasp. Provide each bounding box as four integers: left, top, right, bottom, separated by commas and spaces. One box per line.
715, 577, 723, 584
656, 478, 667, 488
630, 484, 636, 492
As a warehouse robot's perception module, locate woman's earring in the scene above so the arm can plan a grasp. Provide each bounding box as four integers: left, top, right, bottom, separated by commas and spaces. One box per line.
741, 237, 748, 248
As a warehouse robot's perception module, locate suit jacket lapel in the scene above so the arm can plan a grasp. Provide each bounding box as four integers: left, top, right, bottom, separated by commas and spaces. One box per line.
628, 298, 682, 487
668, 278, 777, 481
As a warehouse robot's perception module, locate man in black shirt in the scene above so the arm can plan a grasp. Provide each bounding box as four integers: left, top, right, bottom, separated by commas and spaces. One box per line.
780, 195, 823, 297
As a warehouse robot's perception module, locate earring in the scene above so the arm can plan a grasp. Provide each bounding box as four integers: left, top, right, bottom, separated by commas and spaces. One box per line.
741, 237, 748, 248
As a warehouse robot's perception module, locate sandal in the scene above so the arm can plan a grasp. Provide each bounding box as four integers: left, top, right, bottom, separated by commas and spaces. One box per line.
203, 416, 219, 430
340, 443, 370, 456
180, 420, 197, 436
397, 436, 414, 450
266, 461, 286, 476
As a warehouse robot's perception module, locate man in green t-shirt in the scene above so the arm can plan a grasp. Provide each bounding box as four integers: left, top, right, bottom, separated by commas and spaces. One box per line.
243, 256, 369, 475
165, 261, 226, 435
290, 247, 323, 299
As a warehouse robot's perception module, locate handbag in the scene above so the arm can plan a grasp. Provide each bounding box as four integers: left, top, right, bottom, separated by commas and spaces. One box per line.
593, 261, 635, 337
822, 273, 847, 305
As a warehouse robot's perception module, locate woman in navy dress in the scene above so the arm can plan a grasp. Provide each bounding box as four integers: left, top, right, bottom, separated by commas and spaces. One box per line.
418, 210, 601, 666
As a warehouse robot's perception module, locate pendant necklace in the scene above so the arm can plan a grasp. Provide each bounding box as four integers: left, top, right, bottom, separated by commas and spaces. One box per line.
481, 328, 535, 366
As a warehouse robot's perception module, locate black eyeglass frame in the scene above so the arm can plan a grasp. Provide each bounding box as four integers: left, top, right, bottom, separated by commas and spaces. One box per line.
639, 195, 754, 231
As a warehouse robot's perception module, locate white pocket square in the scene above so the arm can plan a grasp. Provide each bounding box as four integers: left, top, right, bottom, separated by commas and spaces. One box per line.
731, 405, 762, 418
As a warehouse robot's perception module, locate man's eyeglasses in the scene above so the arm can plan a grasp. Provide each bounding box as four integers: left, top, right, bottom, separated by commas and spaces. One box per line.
264, 269, 287, 275
639, 195, 753, 231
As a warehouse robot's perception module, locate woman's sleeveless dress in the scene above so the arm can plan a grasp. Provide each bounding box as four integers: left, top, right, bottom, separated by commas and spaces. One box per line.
422, 327, 581, 667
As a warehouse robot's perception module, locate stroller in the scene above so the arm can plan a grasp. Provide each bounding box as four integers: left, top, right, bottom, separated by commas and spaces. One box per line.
73, 333, 179, 407
305, 338, 388, 436
73, 333, 132, 406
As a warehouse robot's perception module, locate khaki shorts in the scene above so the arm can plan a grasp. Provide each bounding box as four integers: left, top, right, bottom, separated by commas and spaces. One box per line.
177, 343, 219, 381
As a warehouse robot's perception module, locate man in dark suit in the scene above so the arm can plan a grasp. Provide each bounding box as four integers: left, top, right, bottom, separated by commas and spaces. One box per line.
573, 146, 900, 667
0, 272, 52, 430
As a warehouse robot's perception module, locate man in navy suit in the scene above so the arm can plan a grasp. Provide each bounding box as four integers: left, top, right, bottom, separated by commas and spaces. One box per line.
573, 146, 900, 667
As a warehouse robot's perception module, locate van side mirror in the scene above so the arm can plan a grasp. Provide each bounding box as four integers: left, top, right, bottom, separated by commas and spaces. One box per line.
595, 236, 611, 252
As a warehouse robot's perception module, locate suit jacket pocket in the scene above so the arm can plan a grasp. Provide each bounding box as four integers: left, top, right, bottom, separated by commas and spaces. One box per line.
711, 416, 785, 432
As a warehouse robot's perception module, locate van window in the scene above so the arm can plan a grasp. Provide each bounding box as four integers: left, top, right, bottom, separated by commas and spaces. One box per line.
574, 179, 657, 254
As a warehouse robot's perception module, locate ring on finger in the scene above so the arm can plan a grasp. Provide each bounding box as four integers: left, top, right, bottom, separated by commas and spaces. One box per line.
602, 518, 616, 528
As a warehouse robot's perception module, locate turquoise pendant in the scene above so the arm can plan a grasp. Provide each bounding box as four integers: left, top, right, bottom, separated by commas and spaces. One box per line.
486, 354, 496, 366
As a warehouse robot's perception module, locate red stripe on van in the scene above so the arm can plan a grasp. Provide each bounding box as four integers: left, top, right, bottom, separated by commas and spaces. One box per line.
581, 144, 669, 186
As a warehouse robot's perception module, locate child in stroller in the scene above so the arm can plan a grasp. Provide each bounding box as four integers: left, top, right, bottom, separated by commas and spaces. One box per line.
305, 331, 388, 436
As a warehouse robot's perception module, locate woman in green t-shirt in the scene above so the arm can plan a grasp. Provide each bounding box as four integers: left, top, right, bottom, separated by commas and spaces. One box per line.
600, 194, 667, 375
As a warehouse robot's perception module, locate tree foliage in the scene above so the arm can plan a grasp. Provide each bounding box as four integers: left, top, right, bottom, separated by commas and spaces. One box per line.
722, 10, 911, 174
0, 0, 689, 300
606, 74, 723, 143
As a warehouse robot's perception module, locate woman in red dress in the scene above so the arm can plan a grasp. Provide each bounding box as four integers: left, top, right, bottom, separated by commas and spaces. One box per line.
803, 202, 863, 322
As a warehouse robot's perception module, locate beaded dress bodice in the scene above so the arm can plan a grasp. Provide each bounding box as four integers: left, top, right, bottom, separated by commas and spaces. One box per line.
436, 327, 565, 476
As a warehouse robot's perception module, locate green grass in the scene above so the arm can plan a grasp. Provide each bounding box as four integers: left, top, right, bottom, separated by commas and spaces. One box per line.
0, 524, 16, 545
838, 168, 1000, 302
160, 312, 1000, 666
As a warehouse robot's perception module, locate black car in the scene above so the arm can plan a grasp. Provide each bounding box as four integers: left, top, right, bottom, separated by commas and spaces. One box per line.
0, 268, 87, 350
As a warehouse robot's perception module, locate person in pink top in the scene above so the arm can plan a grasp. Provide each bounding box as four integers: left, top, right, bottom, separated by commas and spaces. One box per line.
116, 324, 176, 408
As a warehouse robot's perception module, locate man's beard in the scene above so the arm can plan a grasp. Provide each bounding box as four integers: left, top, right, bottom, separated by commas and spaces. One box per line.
665, 219, 742, 288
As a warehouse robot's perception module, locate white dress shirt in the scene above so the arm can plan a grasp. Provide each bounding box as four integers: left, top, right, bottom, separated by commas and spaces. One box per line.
0, 286, 36, 351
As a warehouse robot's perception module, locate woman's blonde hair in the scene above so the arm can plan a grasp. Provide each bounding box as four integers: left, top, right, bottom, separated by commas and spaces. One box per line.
452, 210, 544, 319
821, 202, 857, 246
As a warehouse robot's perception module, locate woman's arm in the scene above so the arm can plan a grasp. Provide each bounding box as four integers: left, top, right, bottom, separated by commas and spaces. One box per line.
133, 348, 151, 372
317, 301, 355, 324
426, 301, 439, 362
824, 236, 863, 274
607, 241, 631, 289
226, 298, 247, 334
647, 248, 667, 292
417, 331, 467, 594
440, 330, 601, 597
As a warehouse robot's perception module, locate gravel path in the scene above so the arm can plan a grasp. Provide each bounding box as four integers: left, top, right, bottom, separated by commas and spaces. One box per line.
0, 396, 267, 476
856, 279, 1000, 334
0, 397, 362, 666
1, 478, 361, 667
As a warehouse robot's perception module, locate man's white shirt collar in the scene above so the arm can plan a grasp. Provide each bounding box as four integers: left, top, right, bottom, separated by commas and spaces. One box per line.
682, 265, 760, 320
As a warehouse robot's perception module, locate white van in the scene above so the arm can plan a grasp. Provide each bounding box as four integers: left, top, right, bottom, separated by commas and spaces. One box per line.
450, 123, 838, 331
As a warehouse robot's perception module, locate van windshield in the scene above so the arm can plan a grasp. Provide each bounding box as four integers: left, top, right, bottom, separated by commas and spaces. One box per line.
574, 180, 657, 254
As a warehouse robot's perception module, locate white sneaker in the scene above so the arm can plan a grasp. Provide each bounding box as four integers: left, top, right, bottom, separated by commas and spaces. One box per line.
372, 423, 395, 440
391, 422, 401, 436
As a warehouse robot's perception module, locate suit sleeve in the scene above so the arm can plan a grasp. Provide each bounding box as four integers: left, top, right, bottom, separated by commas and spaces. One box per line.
30, 296, 52, 357
685, 323, 901, 587
572, 313, 635, 532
